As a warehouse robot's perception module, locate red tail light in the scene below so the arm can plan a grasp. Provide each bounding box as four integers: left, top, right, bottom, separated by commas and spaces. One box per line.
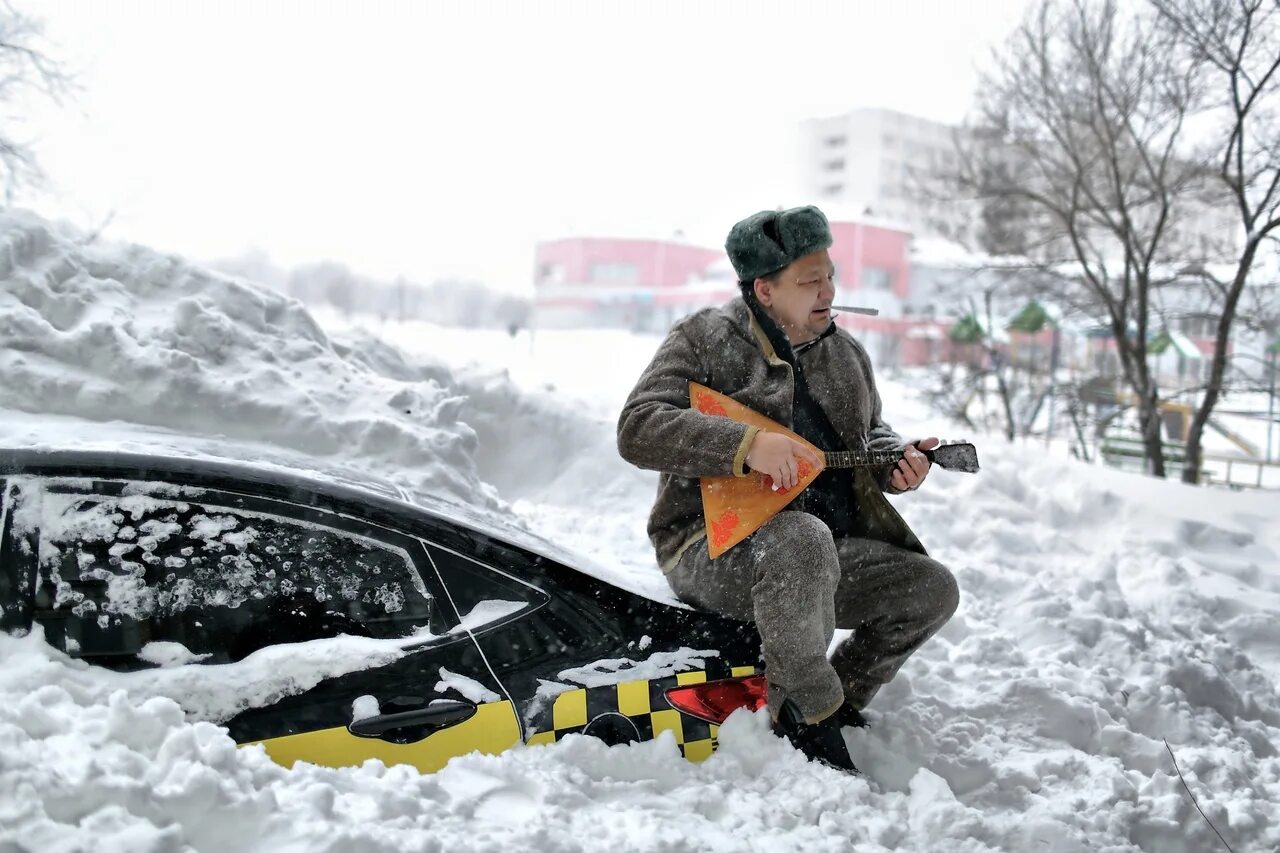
664, 675, 767, 725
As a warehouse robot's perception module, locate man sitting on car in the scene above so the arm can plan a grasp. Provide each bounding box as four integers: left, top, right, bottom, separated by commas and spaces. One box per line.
616, 205, 959, 772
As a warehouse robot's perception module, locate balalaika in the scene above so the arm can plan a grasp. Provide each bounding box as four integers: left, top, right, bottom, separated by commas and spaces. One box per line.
690, 381, 980, 558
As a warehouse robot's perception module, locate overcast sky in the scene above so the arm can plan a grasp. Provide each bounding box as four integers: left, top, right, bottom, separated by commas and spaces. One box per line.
23, 1, 1030, 293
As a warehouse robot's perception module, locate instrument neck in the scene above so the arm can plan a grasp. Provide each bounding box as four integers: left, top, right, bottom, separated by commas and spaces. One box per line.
826, 448, 923, 469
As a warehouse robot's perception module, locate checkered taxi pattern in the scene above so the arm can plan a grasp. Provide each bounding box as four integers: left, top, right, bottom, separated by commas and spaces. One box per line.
523, 659, 760, 761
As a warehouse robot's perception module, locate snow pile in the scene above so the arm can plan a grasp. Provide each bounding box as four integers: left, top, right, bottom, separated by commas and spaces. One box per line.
2, 211, 1280, 851
0, 628, 417, 726
0, 635, 985, 853
852, 449, 1280, 850
340, 313, 697, 599
1, 209, 527, 514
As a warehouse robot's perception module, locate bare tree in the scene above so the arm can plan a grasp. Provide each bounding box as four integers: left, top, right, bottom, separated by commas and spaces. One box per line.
1150, 0, 1280, 482
0, 2, 74, 202
980, 290, 1022, 441
950, 0, 1212, 477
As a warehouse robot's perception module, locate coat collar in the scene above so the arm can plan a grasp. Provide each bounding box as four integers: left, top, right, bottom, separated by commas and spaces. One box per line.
724, 295, 838, 368
723, 296, 867, 451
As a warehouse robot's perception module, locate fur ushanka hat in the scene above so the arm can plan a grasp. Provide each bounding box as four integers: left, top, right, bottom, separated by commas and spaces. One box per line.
725, 205, 833, 284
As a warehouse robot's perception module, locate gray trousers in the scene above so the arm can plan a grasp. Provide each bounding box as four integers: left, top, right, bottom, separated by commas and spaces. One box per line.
667, 511, 959, 723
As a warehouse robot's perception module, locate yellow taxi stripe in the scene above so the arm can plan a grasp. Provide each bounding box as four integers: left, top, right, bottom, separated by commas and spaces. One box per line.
551, 688, 588, 729
525, 730, 556, 747
683, 739, 715, 762
616, 680, 651, 717
251, 700, 520, 775
650, 709, 685, 744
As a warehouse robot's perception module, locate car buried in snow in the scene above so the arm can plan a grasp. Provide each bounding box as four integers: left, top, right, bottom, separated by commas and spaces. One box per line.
0, 445, 766, 772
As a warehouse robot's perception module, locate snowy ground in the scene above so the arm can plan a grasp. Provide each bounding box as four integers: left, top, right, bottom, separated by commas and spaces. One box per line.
2, 211, 1279, 851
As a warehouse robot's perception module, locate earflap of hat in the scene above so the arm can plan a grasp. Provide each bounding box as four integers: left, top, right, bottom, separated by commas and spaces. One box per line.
725, 209, 790, 282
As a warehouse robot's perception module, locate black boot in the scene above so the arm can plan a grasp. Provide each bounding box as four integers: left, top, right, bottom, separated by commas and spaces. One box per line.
772, 699, 859, 773
831, 703, 869, 730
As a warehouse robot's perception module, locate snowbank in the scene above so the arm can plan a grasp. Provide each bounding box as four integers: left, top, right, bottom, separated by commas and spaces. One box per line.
2, 210, 1279, 851
0, 633, 1004, 853
0, 210, 666, 601
0, 211, 492, 507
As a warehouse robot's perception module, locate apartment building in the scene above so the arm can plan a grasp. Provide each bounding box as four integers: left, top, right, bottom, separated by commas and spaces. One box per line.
799, 107, 970, 242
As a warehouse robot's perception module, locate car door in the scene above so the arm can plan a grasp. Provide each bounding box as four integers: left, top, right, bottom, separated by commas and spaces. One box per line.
422, 527, 765, 761
19, 472, 521, 773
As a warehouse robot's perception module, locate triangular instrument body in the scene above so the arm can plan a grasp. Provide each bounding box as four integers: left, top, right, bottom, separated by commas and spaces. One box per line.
690, 382, 826, 559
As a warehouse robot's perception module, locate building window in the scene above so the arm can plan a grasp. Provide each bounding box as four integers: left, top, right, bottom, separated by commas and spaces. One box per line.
863, 267, 893, 291
1179, 315, 1216, 338
537, 263, 564, 285
589, 263, 639, 285
824, 158, 845, 171
823, 183, 844, 196
825, 135, 846, 147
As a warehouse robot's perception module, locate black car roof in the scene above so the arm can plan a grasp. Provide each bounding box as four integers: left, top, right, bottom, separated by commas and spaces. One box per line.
0, 431, 675, 604
0, 444, 581, 575
2, 444, 416, 506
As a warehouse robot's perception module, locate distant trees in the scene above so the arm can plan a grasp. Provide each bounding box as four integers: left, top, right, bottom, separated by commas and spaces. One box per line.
0, 3, 73, 202
390, 277, 531, 330
922, 268, 1067, 446
945, 0, 1279, 481
209, 251, 531, 331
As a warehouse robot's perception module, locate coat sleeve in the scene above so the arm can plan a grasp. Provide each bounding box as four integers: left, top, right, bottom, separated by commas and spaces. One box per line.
617, 322, 759, 479
851, 338, 909, 494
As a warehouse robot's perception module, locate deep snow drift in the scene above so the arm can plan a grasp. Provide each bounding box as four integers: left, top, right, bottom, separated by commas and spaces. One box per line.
1, 211, 1278, 852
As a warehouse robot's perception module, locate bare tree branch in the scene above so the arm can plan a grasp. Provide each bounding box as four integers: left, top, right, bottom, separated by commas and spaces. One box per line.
0, 2, 76, 199
939, 0, 1217, 475
1150, 0, 1280, 481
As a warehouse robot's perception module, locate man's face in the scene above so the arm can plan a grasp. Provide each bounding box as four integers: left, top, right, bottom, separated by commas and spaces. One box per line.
754, 249, 836, 344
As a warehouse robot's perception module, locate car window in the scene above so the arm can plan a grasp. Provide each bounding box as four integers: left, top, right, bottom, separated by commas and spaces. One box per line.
423, 540, 548, 634
422, 538, 622, 675
20, 478, 441, 668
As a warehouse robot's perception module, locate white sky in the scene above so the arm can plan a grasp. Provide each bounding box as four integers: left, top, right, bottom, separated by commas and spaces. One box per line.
22, 0, 1030, 293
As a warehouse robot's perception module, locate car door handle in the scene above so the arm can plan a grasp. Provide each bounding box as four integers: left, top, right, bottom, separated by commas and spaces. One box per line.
347, 700, 477, 739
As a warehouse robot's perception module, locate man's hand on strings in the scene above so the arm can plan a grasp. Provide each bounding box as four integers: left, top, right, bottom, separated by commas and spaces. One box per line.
745, 431, 821, 491
889, 437, 939, 492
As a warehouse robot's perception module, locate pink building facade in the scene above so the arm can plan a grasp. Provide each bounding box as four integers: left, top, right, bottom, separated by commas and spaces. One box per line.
533, 237, 727, 331
532, 219, 927, 347
535, 238, 722, 290
826, 221, 911, 299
